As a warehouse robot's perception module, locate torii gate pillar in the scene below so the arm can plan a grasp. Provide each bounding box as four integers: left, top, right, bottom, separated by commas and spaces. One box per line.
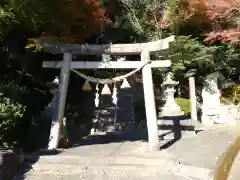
48, 53, 72, 150
141, 51, 160, 150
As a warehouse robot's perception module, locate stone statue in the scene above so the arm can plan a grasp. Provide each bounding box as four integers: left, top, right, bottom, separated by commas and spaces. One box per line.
201, 78, 221, 125
41, 77, 59, 118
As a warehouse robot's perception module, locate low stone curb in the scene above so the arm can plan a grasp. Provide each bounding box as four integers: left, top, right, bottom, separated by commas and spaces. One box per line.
209, 136, 240, 180
0, 150, 24, 180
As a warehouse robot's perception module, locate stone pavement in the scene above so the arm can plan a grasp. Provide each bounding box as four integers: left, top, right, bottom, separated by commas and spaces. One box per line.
14, 125, 240, 180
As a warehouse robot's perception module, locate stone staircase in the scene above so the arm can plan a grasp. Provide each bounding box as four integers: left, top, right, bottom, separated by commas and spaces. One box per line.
157, 116, 203, 140
13, 121, 240, 180
216, 104, 240, 126
13, 145, 211, 180
92, 91, 134, 133
157, 104, 240, 140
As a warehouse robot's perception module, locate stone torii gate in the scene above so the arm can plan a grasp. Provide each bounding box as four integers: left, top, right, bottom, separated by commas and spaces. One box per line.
41, 35, 174, 151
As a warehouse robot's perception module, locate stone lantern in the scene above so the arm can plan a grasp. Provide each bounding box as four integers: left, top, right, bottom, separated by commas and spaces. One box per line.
160, 73, 183, 117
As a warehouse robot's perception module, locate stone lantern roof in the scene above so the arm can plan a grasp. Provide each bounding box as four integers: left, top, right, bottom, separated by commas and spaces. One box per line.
162, 74, 179, 86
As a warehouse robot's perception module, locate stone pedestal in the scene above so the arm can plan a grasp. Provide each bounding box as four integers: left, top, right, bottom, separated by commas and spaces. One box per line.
201, 113, 217, 126
216, 105, 239, 126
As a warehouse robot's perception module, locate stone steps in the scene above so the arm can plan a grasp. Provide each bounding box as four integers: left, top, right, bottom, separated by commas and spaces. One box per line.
14, 155, 211, 180
23, 154, 173, 166
157, 118, 197, 140
157, 119, 195, 127
158, 130, 196, 140
15, 167, 204, 180
215, 105, 240, 126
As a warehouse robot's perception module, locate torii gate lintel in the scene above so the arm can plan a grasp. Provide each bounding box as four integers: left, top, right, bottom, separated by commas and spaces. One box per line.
40, 35, 174, 55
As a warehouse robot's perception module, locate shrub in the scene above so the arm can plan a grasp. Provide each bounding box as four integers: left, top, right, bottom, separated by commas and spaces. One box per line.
232, 85, 240, 105
175, 98, 191, 116
221, 84, 240, 105
0, 81, 27, 148
0, 97, 26, 148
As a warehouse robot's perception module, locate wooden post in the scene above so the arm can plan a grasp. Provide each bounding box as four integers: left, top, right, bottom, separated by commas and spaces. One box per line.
141, 51, 160, 151
189, 77, 197, 121
48, 53, 72, 150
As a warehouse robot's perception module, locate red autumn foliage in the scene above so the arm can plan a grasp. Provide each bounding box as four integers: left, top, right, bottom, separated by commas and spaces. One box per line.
204, 0, 240, 20
204, 29, 240, 44
163, 0, 240, 45
203, 0, 240, 45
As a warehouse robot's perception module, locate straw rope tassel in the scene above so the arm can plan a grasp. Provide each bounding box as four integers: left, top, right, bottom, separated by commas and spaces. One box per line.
112, 84, 118, 105
101, 84, 111, 95
95, 84, 100, 107
82, 80, 92, 91
120, 78, 131, 89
